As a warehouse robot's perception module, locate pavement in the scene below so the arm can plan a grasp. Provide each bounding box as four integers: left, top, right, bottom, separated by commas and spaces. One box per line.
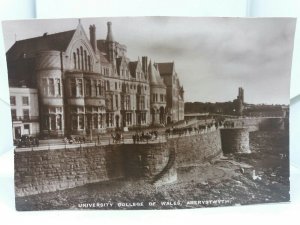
14, 126, 220, 152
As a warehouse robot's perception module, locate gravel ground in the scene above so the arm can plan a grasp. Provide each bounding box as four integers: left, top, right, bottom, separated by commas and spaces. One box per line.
15, 130, 289, 211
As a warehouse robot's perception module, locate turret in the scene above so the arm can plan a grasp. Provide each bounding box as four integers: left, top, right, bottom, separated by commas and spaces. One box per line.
106, 21, 115, 65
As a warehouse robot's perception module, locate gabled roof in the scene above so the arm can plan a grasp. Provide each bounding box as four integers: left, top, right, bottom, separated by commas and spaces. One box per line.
156, 62, 174, 75
148, 61, 166, 88
6, 30, 76, 61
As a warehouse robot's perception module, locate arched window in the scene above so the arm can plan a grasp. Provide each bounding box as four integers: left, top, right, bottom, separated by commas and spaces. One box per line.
80, 46, 84, 71
84, 50, 87, 71
73, 52, 77, 69
88, 55, 91, 71
77, 48, 80, 70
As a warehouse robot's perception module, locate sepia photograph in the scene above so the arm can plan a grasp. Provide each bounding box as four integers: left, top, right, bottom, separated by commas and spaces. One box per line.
1, 17, 296, 210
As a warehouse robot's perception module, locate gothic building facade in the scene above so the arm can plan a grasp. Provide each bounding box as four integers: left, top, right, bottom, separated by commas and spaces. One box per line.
6, 21, 184, 137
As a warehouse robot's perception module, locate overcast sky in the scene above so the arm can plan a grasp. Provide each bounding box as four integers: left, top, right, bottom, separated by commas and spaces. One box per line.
2, 17, 296, 104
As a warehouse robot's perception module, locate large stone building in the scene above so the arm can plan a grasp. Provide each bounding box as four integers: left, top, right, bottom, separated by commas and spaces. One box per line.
6, 21, 184, 137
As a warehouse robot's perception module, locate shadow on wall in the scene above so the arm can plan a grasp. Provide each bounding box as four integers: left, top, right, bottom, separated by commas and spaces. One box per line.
104, 145, 125, 179
259, 118, 286, 131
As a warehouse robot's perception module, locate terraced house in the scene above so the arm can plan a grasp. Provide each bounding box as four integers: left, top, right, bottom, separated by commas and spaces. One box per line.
6, 21, 184, 138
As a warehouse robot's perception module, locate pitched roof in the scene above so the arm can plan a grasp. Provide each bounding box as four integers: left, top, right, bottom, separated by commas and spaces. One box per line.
148, 61, 166, 88
156, 62, 174, 75
100, 52, 110, 64
6, 30, 76, 61
97, 40, 106, 52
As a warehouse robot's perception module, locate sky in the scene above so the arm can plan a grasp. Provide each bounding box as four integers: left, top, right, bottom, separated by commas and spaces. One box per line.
2, 17, 296, 104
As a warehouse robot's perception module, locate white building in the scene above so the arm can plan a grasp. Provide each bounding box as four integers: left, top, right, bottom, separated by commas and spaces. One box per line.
10, 87, 40, 139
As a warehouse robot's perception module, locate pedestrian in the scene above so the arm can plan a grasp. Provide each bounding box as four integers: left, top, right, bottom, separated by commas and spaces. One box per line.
132, 134, 136, 144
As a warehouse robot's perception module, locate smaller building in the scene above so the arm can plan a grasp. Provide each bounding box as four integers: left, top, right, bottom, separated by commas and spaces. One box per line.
10, 87, 40, 139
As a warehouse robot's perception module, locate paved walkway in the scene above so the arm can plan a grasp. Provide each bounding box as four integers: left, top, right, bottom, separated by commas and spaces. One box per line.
14, 126, 222, 152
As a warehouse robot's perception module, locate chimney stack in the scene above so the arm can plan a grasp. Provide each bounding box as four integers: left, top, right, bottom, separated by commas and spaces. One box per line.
106, 21, 114, 42
89, 24, 97, 52
142, 56, 148, 75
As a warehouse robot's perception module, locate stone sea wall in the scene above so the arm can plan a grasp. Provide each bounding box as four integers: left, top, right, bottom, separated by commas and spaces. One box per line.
15, 130, 222, 197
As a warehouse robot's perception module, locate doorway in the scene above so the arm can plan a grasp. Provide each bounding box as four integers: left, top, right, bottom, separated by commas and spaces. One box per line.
14, 126, 21, 139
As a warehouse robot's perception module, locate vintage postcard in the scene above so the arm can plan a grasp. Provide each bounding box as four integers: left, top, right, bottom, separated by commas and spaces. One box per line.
2, 17, 295, 210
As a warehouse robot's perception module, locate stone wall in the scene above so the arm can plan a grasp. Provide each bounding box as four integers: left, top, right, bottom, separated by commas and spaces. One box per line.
169, 130, 223, 167
122, 143, 170, 179
220, 128, 250, 154
15, 145, 124, 197
15, 130, 223, 197
227, 117, 287, 132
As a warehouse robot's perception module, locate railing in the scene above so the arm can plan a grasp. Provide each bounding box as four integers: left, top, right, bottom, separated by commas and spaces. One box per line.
12, 116, 39, 122
14, 135, 168, 152
14, 125, 223, 152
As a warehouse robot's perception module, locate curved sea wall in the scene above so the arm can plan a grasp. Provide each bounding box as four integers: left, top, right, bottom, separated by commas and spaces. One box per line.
220, 128, 250, 154
15, 130, 222, 197
15, 117, 287, 197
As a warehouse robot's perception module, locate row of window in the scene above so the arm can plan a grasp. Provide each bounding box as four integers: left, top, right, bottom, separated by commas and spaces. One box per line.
102, 67, 110, 76
107, 80, 148, 93
39, 77, 151, 98
106, 112, 147, 127
41, 111, 149, 131
71, 114, 105, 130
43, 106, 62, 114
10, 96, 29, 106
70, 78, 105, 97
152, 93, 166, 103
119, 67, 146, 81
70, 106, 105, 114
42, 114, 62, 131
73, 47, 92, 71
41, 106, 62, 130
11, 109, 29, 120
41, 78, 61, 97
106, 94, 149, 111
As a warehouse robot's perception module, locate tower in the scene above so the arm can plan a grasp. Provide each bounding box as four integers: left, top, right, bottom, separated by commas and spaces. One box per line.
235, 87, 244, 116
238, 87, 244, 103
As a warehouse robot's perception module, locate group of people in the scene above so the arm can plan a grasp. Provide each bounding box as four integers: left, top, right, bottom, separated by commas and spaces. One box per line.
64, 135, 86, 144
132, 130, 158, 144
165, 120, 226, 137
111, 132, 123, 143
223, 121, 235, 128
62, 119, 234, 146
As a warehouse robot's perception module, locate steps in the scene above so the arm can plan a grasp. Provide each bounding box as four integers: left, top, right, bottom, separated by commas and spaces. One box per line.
151, 143, 176, 185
